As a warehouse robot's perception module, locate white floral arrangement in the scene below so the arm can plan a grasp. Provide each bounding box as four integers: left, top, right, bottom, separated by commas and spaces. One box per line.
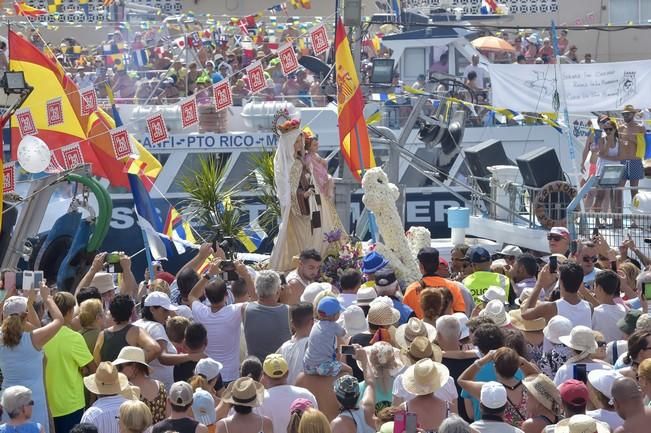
362, 167, 421, 283
406, 226, 432, 259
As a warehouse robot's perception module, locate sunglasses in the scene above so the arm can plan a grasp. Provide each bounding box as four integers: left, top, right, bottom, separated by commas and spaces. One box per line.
582, 256, 598, 263
547, 235, 564, 241
597, 341, 607, 348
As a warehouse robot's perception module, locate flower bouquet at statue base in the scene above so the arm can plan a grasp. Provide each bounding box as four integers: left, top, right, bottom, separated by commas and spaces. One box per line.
321, 229, 363, 289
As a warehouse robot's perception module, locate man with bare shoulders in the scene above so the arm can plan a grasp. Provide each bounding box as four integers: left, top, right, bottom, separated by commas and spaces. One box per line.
612, 377, 651, 433
617, 105, 645, 202
281, 249, 322, 305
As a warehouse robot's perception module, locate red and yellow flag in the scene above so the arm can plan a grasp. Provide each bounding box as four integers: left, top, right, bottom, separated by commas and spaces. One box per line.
334, 18, 375, 181
9, 31, 161, 189
13, 2, 47, 17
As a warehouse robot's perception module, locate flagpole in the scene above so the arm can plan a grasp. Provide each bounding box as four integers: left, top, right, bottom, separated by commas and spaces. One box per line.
136, 210, 157, 284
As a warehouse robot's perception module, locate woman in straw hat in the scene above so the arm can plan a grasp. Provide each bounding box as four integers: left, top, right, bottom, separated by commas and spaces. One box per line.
458, 348, 539, 428
215, 377, 272, 433
113, 346, 168, 424
520, 374, 561, 433
356, 342, 403, 414
553, 326, 612, 386
398, 358, 451, 432
509, 309, 546, 365
553, 414, 609, 433
392, 335, 459, 414
539, 316, 573, 379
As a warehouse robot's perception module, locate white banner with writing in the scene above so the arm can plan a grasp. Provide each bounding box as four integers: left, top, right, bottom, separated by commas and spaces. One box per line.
488, 60, 651, 112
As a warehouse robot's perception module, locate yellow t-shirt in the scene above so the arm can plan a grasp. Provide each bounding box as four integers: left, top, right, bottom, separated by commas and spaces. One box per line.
43, 326, 94, 417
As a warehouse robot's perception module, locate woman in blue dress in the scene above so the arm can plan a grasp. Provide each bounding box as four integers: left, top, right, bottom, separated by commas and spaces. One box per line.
0, 385, 45, 433
0, 286, 64, 433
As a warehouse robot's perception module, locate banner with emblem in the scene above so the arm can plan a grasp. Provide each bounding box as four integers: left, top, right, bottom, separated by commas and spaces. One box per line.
310, 24, 329, 56
488, 60, 651, 112
278, 43, 299, 76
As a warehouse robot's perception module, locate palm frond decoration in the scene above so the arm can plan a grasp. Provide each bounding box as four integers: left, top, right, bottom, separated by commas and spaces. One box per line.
247, 151, 281, 237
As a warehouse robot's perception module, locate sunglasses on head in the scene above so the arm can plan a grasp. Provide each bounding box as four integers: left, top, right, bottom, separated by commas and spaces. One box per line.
582, 256, 598, 263
547, 234, 564, 241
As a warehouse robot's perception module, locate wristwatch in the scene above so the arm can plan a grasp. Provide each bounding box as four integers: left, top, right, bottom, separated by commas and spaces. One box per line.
202, 272, 212, 281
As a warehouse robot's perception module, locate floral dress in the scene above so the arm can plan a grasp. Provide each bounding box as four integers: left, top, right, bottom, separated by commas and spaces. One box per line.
539, 344, 573, 379
503, 384, 528, 428
142, 381, 168, 424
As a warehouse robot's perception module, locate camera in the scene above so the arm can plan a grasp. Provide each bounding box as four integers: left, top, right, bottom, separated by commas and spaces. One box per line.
105, 251, 123, 273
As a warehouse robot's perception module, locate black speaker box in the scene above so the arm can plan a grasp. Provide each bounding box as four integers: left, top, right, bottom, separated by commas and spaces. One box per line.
516, 147, 564, 188
464, 139, 511, 193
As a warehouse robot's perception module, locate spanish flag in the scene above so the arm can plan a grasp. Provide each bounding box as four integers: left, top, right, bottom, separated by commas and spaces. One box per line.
13, 2, 47, 17
9, 31, 161, 190
334, 18, 375, 181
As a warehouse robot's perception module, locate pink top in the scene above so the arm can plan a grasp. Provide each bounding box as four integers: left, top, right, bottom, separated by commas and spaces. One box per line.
304, 153, 333, 199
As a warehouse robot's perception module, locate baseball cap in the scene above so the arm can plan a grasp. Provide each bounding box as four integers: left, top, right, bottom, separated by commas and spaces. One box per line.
144, 291, 178, 311
169, 381, 193, 406
194, 358, 223, 382
466, 246, 491, 264
2, 296, 28, 316
550, 227, 570, 239
192, 388, 216, 425
587, 369, 622, 401
559, 379, 588, 407
480, 381, 507, 409
263, 354, 289, 379
496, 245, 523, 258
317, 297, 344, 316
374, 269, 397, 288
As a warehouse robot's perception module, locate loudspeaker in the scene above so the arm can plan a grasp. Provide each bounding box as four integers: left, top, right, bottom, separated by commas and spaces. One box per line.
343, 0, 362, 26
464, 139, 511, 193
516, 147, 564, 188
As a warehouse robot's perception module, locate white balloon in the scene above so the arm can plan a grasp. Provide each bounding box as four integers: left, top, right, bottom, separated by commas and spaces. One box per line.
17, 135, 52, 174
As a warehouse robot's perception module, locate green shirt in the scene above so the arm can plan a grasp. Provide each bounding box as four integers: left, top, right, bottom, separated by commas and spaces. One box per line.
43, 326, 94, 417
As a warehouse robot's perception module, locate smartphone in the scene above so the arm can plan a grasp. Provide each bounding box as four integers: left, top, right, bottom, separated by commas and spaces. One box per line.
549, 256, 558, 273
611, 261, 618, 272
22, 271, 34, 292
592, 227, 600, 238
3, 271, 16, 291
570, 240, 578, 255
644, 282, 651, 299
105, 252, 123, 273
405, 412, 418, 433
15, 272, 23, 291
341, 345, 356, 355
33, 271, 43, 289
393, 411, 406, 433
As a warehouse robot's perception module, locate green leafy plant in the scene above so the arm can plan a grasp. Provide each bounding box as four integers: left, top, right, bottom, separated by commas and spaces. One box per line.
178, 154, 245, 240
247, 151, 281, 237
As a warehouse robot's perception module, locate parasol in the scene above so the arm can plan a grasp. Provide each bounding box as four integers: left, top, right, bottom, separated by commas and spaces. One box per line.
471, 36, 516, 53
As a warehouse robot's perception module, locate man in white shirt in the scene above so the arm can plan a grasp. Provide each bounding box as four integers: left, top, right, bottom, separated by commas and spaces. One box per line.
470, 382, 524, 433
463, 55, 488, 88
592, 271, 627, 342
277, 303, 314, 385
259, 354, 318, 433
81, 362, 129, 433
188, 261, 246, 384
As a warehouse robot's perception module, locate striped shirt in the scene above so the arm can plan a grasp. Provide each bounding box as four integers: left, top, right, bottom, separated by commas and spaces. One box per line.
80, 395, 127, 433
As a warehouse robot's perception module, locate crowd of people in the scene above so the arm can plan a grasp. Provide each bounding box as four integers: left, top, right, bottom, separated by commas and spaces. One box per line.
1, 222, 651, 433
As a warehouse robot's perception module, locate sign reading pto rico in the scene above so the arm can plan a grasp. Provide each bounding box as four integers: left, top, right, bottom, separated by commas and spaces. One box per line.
140, 133, 278, 149
488, 59, 651, 112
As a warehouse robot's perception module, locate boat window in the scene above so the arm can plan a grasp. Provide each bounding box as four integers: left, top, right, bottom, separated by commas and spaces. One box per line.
224, 152, 266, 190
403, 48, 426, 83
168, 152, 231, 193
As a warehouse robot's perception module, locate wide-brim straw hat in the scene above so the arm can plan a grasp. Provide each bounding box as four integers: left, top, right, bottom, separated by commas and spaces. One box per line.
523, 374, 561, 413
553, 415, 610, 433
400, 336, 443, 365
509, 309, 546, 332
402, 359, 449, 396
113, 346, 152, 374
84, 362, 130, 395
221, 377, 265, 408
622, 104, 640, 113
395, 317, 437, 349
356, 342, 404, 377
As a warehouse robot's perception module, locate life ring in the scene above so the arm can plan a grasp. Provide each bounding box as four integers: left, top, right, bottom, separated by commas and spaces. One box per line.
533, 181, 577, 229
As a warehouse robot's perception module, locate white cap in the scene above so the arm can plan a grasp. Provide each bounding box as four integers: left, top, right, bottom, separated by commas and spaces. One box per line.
175, 305, 194, 320
144, 291, 178, 311
194, 358, 223, 381
497, 245, 523, 258
452, 312, 470, 339
300, 282, 331, 304
2, 296, 27, 316
587, 369, 622, 401
192, 388, 216, 425
480, 381, 507, 409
